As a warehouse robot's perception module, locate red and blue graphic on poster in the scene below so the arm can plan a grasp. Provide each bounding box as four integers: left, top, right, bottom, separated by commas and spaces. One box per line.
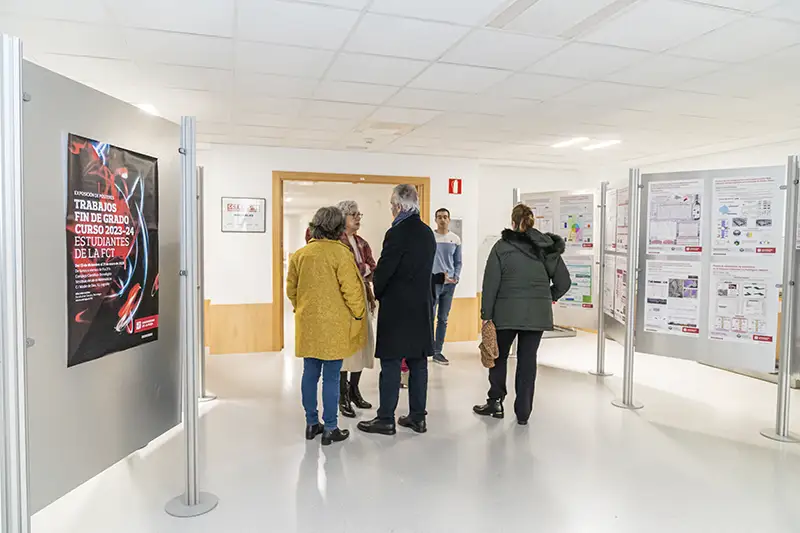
66, 134, 160, 367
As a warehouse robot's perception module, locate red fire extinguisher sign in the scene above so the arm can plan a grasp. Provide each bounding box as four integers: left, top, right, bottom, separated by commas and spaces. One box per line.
449, 178, 462, 195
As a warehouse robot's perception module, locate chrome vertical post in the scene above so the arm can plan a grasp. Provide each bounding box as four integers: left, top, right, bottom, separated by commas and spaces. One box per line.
591, 182, 612, 377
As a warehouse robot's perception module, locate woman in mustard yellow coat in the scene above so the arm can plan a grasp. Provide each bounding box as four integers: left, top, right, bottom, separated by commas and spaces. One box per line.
287, 206, 367, 445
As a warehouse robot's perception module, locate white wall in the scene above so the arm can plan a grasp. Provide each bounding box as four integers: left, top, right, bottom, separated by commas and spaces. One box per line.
199, 145, 481, 304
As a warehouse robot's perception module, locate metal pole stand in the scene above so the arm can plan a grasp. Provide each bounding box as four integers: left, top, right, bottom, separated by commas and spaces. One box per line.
761, 155, 800, 443
196, 166, 216, 403
0, 34, 31, 533
509, 187, 521, 359
166, 117, 219, 517
613, 169, 643, 410
591, 181, 613, 377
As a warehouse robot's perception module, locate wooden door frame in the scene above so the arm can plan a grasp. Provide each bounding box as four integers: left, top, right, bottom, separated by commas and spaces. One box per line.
272, 171, 431, 351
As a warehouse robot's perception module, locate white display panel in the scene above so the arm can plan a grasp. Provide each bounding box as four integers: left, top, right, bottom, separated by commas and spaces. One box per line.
644, 260, 701, 337
524, 195, 555, 233
712, 176, 780, 257
559, 193, 594, 250
646, 179, 704, 255
560, 257, 593, 308
614, 255, 628, 324
605, 188, 617, 252
708, 263, 778, 346
616, 186, 629, 252
603, 254, 615, 318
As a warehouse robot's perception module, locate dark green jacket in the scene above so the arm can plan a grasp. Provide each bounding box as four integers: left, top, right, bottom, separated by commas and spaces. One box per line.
481, 229, 571, 331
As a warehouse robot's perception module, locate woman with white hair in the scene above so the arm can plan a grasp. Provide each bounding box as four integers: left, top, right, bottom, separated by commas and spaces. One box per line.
335, 200, 378, 418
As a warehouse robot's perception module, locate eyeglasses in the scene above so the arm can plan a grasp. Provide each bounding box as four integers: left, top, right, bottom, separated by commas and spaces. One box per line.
351, 212, 363, 219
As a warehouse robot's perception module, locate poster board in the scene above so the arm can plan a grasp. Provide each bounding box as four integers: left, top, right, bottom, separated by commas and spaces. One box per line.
634, 166, 786, 372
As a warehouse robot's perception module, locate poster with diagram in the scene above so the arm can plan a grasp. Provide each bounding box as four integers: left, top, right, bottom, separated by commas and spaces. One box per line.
561, 258, 593, 308
712, 176, 779, 256
646, 179, 704, 255
708, 263, 778, 345
644, 260, 701, 337
616, 187, 629, 252
614, 256, 628, 324
605, 188, 617, 251
603, 255, 615, 317
521, 195, 554, 233
559, 194, 594, 249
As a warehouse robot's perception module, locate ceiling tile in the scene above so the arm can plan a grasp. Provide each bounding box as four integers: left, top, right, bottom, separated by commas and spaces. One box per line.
504, 0, 622, 38
368, 107, 441, 124
554, 81, 664, 108
288, 129, 346, 141
294, 115, 360, 131
581, 0, 743, 52
149, 89, 231, 122
386, 88, 476, 111
303, 101, 376, 120
0, 0, 111, 23
233, 96, 306, 116
465, 95, 542, 116
369, 0, 508, 25
489, 73, 587, 100
676, 63, 796, 98
633, 89, 749, 118
232, 112, 297, 128
314, 81, 398, 104
235, 73, 317, 98
128, 30, 233, 69
4, 18, 130, 59
689, 0, 782, 11
233, 125, 289, 139
290, 0, 370, 8
441, 29, 564, 70
605, 54, 723, 87
237, 0, 360, 49
528, 42, 650, 79
235, 41, 334, 76
326, 53, 428, 86
34, 54, 140, 91
669, 16, 800, 62
139, 64, 233, 92
109, 0, 235, 37
345, 13, 470, 60
409, 63, 511, 93
761, 0, 800, 22
197, 121, 232, 135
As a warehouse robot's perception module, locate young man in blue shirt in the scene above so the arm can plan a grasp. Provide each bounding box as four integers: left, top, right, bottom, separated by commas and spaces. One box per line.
431, 208, 462, 365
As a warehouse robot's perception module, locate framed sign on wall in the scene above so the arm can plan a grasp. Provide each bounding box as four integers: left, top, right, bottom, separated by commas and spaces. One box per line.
221, 197, 267, 233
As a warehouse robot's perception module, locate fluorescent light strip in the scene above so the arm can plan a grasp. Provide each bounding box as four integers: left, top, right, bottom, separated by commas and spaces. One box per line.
552, 137, 589, 148
583, 140, 621, 151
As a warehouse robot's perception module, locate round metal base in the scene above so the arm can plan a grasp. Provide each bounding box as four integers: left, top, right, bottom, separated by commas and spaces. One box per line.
165, 492, 219, 518
198, 394, 217, 403
612, 399, 643, 410
760, 429, 800, 443
589, 371, 613, 377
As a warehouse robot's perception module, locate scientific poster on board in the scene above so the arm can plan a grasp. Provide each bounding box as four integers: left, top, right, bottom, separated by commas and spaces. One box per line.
712, 176, 779, 256
558, 194, 594, 249
605, 188, 617, 251
708, 263, 778, 345
561, 257, 593, 308
66, 134, 160, 367
644, 260, 701, 336
523, 195, 554, 233
603, 255, 615, 317
646, 179, 704, 255
616, 187, 629, 252
614, 256, 628, 324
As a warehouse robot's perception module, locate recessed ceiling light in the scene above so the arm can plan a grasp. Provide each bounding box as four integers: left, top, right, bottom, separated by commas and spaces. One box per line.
552, 137, 589, 148
583, 140, 621, 151
135, 103, 159, 116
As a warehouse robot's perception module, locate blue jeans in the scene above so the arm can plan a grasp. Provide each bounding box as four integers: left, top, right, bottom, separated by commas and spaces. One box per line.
433, 283, 456, 356
301, 358, 343, 431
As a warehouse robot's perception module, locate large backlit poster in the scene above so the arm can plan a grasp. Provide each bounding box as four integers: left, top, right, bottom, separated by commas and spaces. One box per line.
66, 134, 160, 367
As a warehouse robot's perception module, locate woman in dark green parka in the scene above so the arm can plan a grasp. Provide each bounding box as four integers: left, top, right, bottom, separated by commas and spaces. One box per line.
474, 203, 571, 425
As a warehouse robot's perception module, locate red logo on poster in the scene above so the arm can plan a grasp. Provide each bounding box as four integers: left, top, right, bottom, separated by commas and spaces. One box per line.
756, 248, 776, 254
582, 304, 594, 309
685, 246, 702, 252
582, 243, 594, 248
135, 315, 159, 333
753, 335, 773, 343
448, 178, 462, 195
682, 327, 699, 334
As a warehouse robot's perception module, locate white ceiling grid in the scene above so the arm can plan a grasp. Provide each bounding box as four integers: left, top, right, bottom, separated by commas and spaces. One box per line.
0, 0, 799, 167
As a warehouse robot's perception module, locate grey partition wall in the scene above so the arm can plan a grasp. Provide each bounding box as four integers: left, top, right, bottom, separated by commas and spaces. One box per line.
22, 62, 181, 512
634, 166, 786, 376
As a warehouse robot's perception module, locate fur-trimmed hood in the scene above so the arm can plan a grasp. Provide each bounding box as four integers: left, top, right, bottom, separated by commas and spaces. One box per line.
501, 228, 566, 256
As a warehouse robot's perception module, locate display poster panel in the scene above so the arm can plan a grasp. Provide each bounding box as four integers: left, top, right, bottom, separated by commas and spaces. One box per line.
614, 256, 628, 324
646, 179, 704, 255
524, 195, 554, 233
561, 257, 593, 308
605, 188, 617, 251
712, 176, 779, 256
66, 134, 160, 367
221, 197, 267, 233
708, 263, 778, 345
644, 260, 701, 337
616, 187, 629, 252
603, 255, 615, 317
558, 194, 594, 249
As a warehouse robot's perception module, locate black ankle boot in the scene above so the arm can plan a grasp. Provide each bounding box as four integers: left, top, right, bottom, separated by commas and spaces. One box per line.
350, 383, 372, 409
473, 399, 504, 419
339, 380, 356, 418
322, 428, 350, 446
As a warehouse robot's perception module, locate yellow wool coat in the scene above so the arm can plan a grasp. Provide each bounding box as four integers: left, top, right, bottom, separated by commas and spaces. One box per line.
286, 239, 367, 360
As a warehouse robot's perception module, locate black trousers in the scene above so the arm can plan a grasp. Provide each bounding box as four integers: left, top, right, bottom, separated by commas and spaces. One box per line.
377, 357, 428, 423
488, 330, 544, 421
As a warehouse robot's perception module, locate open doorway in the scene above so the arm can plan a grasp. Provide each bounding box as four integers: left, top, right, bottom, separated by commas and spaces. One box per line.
272, 171, 430, 351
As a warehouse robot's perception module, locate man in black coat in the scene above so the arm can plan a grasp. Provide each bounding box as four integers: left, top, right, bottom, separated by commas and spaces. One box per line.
358, 184, 436, 435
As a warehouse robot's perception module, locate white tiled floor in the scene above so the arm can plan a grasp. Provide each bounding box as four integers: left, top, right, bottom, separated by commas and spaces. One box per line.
33, 334, 800, 533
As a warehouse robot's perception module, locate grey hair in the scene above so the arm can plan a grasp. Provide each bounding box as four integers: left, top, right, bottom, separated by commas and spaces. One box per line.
390, 184, 419, 214
309, 206, 345, 240
336, 200, 359, 216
